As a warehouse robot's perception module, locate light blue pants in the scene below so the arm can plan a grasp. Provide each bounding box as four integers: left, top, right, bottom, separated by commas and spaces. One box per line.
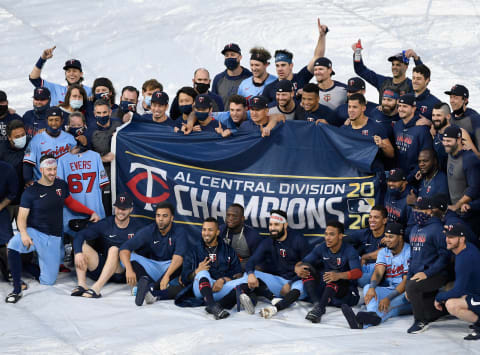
193, 270, 247, 301
363, 284, 412, 326
253, 271, 306, 299
358, 263, 376, 287
8, 228, 62, 285
130, 253, 171, 282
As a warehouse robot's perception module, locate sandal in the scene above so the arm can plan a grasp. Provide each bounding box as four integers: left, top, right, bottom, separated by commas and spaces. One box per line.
5, 292, 22, 303
81, 288, 102, 299
71, 285, 87, 297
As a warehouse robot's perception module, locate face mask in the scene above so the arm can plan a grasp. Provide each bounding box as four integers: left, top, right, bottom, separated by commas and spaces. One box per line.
270, 226, 285, 240
47, 126, 62, 136
94, 92, 110, 101
195, 111, 209, 121
13, 135, 27, 149
179, 104, 193, 115
224, 57, 239, 71
413, 211, 430, 226
96, 115, 110, 126
389, 187, 403, 199
0, 105, 8, 116
34, 103, 49, 114
120, 100, 136, 113
144, 96, 152, 107
194, 82, 210, 94
70, 99, 83, 109
452, 106, 465, 116
68, 127, 85, 137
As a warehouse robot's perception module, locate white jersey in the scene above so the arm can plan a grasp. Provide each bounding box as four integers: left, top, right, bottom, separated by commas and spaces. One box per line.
57, 150, 109, 232
318, 80, 348, 110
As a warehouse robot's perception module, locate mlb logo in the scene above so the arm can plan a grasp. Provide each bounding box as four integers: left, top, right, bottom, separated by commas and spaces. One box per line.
361, 129, 369, 136
100, 170, 107, 179
420, 106, 428, 113
324, 94, 331, 102
279, 249, 287, 257
347, 198, 374, 213
209, 253, 217, 262
56, 189, 62, 197
128, 233, 134, 239
337, 258, 342, 266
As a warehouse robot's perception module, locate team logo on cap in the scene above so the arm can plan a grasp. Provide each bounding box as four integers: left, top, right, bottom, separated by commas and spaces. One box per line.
279, 249, 287, 258
349, 80, 355, 86
56, 188, 62, 197
120, 196, 126, 203
37, 88, 44, 94
389, 169, 396, 175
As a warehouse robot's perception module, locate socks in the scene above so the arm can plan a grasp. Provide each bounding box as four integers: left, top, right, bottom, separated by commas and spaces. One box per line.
131, 261, 153, 282
255, 279, 274, 300
218, 289, 237, 309
275, 289, 300, 311
303, 277, 321, 304
199, 277, 215, 306
318, 285, 337, 312
8, 249, 22, 294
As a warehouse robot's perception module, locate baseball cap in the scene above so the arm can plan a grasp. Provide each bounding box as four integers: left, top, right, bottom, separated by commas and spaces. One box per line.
249, 96, 268, 109
114, 192, 133, 209
276, 80, 294, 93
45, 107, 63, 118
383, 88, 399, 99
443, 125, 462, 139
388, 52, 408, 64
313, 57, 335, 75
33, 87, 51, 100
444, 84, 469, 99
151, 91, 169, 105
387, 168, 406, 182
347, 77, 365, 93
0, 90, 6, 101
63, 59, 83, 71
445, 223, 468, 237
194, 94, 212, 109
385, 222, 404, 235
431, 194, 449, 212
221, 43, 241, 55
68, 218, 90, 232
398, 93, 416, 106
415, 196, 434, 209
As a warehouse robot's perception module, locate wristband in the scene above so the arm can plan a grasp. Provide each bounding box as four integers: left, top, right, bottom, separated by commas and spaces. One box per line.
369, 279, 379, 289
36, 57, 46, 69
386, 290, 401, 300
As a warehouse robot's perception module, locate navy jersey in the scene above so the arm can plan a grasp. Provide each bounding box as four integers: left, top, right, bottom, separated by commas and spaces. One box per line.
0, 161, 18, 244
137, 113, 177, 128
212, 67, 252, 107
344, 228, 385, 259
384, 187, 412, 228
418, 170, 448, 198
20, 178, 69, 237
408, 217, 449, 277
302, 104, 337, 126
0, 112, 22, 141
433, 132, 448, 172
393, 116, 433, 181
341, 118, 388, 139
370, 109, 400, 140
451, 108, 480, 148
73, 215, 144, 254
303, 241, 361, 273
182, 239, 242, 283
199, 118, 221, 133
23, 109, 49, 137
263, 66, 313, 104
120, 222, 188, 261
415, 89, 440, 120
436, 243, 480, 302
237, 119, 261, 133
334, 101, 378, 126
246, 231, 310, 280
447, 150, 480, 204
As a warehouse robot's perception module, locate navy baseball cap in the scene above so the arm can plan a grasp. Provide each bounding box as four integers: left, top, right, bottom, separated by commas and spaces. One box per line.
398, 93, 416, 106
45, 107, 63, 118
443, 125, 462, 139
445, 223, 468, 237
221, 43, 241, 55
385, 222, 404, 235
194, 94, 212, 109
415, 196, 434, 209
387, 168, 406, 182
34, 87, 51, 100
63, 59, 82, 71
0, 90, 6, 101
444, 84, 469, 99
69, 218, 90, 232
114, 193, 133, 209
314, 57, 335, 75
276, 80, 294, 93
151, 91, 169, 105
388, 52, 409, 64
249, 96, 268, 109
431, 194, 449, 212
347, 77, 365, 93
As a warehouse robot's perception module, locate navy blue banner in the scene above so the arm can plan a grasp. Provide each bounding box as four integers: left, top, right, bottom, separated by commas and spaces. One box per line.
114, 120, 381, 237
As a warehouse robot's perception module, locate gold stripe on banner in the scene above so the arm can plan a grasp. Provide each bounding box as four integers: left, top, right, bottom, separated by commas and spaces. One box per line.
124, 151, 374, 181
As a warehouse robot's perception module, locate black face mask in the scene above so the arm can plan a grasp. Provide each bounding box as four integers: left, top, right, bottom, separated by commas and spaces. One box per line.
194, 82, 210, 94
452, 106, 465, 116
0, 105, 8, 116
34, 103, 49, 115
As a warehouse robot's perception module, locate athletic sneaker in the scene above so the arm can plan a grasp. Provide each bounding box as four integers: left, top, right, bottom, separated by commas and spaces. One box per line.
305, 304, 324, 323
271, 297, 282, 306
407, 320, 429, 334
135, 276, 154, 306
205, 303, 230, 320
260, 305, 277, 319
465, 325, 480, 341
239, 293, 255, 314
5, 291, 22, 303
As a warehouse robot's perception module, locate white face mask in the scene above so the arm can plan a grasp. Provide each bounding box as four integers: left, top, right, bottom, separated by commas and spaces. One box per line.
13, 135, 27, 149
70, 99, 83, 109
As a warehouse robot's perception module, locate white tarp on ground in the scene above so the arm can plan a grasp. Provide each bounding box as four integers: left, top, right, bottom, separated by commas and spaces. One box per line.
1, 0, 480, 353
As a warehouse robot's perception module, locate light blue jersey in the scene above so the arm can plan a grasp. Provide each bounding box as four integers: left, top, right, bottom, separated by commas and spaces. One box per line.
40, 78, 92, 106
23, 131, 77, 180
57, 150, 109, 233
211, 111, 252, 133
237, 74, 277, 100
376, 243, 411, 287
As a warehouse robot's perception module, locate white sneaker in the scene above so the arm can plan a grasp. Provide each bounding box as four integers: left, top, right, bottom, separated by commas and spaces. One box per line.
239, 293, 255, 314
145, 290, 156, 305
260, 306, 277, 319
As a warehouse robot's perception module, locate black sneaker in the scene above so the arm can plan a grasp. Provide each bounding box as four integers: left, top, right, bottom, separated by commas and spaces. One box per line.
206, 303, 230, 320
465, 325, 480, 341
341, 304, 361, 329
5, 291, 22, 303
305, 304, 324, 323
356, 311, 382, 327
135, 276, 154, 306
407, 320, 429, 334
